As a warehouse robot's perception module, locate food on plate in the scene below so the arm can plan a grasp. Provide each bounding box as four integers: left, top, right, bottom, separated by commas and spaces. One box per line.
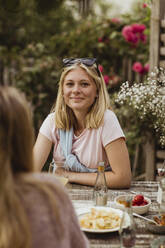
79, 208, 121, 230
153, 215, 165, 226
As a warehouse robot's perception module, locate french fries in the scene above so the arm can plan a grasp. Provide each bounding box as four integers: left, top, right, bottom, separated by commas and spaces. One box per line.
80, 208, 121, 230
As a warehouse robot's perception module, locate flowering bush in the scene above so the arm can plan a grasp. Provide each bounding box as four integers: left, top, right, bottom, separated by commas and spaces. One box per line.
14, 43, 61, 130
116, 68, 165, 147
94, 2, 150, 82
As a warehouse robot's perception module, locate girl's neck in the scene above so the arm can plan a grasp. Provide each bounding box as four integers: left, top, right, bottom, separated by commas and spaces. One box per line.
73, 114, 86, 135
74, 121, 85, 132
73, 111, 86, 127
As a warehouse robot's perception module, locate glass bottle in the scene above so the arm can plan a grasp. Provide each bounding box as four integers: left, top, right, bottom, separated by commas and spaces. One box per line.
157, 160, 165, 215
159, 177, 165, 216
157, 177, 163, 215
119, 197, 136, 248
93, 162, 108, 206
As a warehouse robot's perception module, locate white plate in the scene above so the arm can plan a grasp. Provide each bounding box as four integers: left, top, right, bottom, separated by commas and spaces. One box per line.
78, 206, 130, 233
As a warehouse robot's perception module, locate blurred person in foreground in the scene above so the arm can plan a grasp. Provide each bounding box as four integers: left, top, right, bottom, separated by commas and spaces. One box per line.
0, 86, 89, 248
33, 58, 131, 189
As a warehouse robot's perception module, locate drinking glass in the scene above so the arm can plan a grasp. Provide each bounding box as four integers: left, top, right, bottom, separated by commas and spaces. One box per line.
119, 197, 136, 248
49, 160, 68, 179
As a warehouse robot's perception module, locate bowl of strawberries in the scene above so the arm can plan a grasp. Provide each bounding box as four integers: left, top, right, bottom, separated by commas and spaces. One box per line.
114, 194, 151, 215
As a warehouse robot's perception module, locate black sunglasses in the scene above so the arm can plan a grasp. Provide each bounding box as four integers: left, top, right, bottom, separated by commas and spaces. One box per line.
62, 58, 101, 77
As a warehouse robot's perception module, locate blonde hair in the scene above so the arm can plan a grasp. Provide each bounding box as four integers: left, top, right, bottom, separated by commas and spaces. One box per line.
53, 62, 110, 130
0, 86, 64, 248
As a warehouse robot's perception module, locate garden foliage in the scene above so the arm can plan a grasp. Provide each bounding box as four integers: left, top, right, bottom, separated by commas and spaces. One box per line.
1, 0, 162, 165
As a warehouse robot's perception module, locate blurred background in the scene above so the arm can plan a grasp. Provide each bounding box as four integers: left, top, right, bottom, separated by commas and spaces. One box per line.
0, 0, 164, 179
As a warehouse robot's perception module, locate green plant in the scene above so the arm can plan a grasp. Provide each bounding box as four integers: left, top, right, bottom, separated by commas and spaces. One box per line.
14, 43, 61, 132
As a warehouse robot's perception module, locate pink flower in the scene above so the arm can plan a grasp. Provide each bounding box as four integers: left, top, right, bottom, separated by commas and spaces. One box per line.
131, 23, 146, 33
98, 65, 103, 73
132, 62, 143, 74
122, 23, 147, 46
129, 34, 138, 44
142, 3, 147, 8
122, 25, 138, 44
144, 63, 149, 72
103, 75, 110, 85
122, 25, 132, 38
111, 18, 120, 24
98, 37, 103, 42
140, 33, 147, 43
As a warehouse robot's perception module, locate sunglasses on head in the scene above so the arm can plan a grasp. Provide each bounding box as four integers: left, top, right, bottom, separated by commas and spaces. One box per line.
62, 58, 101, 77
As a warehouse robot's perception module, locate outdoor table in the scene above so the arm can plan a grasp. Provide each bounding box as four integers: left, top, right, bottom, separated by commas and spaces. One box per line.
67, 181, 162, 248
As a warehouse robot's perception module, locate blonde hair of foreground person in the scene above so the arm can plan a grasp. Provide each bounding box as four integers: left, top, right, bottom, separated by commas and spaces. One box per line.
0, 86, 88, 248
53, 62, 111, 130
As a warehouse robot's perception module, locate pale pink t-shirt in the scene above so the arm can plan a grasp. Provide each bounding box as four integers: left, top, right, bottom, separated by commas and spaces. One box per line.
39, 109, 125, 169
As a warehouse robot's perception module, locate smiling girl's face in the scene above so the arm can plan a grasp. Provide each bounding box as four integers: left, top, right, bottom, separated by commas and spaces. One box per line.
63, 66, 97, 115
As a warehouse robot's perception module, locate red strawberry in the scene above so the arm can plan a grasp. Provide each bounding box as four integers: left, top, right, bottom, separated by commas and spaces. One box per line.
132, 202, 138, 206
143, 199, 148, 205
132, 194, 144, 205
